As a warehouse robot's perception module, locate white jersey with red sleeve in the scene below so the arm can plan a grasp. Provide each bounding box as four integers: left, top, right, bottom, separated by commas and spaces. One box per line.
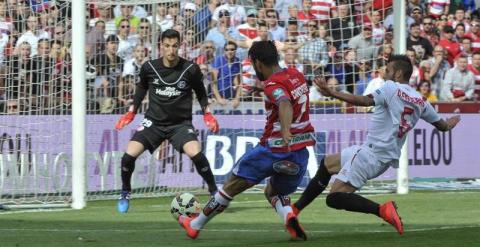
366, 81, 441, 166
260, 68, 316, 152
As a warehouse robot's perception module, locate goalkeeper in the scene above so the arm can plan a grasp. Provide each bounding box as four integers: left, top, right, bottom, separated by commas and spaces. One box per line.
115, 29, 219, 213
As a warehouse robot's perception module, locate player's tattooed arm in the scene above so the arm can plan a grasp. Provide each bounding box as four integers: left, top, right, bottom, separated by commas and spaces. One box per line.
313, 77, 374, 106
432, 115, 461, 132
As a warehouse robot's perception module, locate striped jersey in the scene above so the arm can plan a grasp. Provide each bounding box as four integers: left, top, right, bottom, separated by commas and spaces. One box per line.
311, 0, 336, 21
261, 68, 315, 152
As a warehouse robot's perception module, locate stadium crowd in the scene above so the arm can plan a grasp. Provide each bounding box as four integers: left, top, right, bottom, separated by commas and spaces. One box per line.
0, 0, 479, 115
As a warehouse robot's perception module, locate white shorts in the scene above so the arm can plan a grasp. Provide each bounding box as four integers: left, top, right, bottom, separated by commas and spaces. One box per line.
336, 145, 390, 189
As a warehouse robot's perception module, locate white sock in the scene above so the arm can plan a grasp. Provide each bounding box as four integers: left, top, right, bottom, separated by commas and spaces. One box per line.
191, 190, 232, 230
272, 195, 293, 223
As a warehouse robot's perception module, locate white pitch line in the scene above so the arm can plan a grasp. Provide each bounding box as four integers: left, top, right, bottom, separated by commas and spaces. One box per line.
0, 225, 478, 234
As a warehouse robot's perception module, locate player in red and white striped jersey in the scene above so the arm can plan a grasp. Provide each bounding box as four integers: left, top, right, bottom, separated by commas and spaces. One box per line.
179, 41, 314, 241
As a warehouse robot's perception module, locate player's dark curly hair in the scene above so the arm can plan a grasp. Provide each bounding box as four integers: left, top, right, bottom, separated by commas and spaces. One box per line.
389, 54, 413, 81
248, 41, 279, 66
161, 29, 181, 42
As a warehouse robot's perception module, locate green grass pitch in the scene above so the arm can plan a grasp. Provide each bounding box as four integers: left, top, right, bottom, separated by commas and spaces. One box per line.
0, 191, 479, 247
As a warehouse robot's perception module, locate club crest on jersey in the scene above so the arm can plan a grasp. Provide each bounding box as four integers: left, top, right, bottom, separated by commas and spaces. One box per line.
272, 88, 285, 100
177, 80, 187, 89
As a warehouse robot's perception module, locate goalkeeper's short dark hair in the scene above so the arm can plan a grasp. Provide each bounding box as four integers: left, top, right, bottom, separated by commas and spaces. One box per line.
248, 41, 279, 66
389, 54, 413, 81
161, 29, 181, 42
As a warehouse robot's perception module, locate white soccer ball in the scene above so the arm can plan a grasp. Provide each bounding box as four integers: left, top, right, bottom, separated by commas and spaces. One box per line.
170, 193, 202, 220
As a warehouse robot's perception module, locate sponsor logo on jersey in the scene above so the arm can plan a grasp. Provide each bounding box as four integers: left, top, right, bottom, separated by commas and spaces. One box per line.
291, 83, 308, 100
272, 88, 286, 100
177, 80, 187, 89
268, 132, 315, 148
375, 89, 381, 95
155, 87, 182, 97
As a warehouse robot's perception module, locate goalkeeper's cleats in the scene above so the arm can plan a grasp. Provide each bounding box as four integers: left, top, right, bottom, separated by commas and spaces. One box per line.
179, 215, 200, 239
285, 212, 307, 241
379, 201, 404, 235
117, 191, 131, 214
291, 203, 300, 216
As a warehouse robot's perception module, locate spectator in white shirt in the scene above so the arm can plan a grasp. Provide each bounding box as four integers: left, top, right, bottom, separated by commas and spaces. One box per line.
441, 55, 475, 102
15, 14, 50, 57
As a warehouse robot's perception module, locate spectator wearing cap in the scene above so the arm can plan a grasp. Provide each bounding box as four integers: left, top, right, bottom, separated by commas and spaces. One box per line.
441, 54, 475, 102
183, 2, 197, 31
427, 0, 449, 19
114, 5, 140, 30
410, 6, 423, 25
236, 9, 258, 40
274, 0, 302, 21
408, 0, 426, 14
348, 24, 376, 61
464, 19, 480, 53
467, 52, 480, 100
212, 0, 246, 27
266, 9, 286, 42
420, 16, 439, 47
330, 3, 358, 50
205, 9, 245, 58
439, 25, 461, 66
407, 23, 434, 60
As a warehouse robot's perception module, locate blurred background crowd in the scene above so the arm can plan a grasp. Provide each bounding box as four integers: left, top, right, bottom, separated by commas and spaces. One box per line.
1, 0, 480, 115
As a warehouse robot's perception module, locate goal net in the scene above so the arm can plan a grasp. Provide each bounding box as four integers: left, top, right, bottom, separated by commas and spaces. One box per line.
1, 0, 478, 209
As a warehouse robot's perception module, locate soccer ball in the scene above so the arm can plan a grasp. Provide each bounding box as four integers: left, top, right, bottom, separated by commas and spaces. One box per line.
170, 193, 202, 220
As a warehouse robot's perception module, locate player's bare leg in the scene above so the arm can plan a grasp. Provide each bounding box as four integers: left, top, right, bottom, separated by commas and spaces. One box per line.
293, 153, 341, 215
183, 140, 218, 195
327, 180, 404, 235
265, 182, 306, 241
118, 141, 145, 213
179, 175, 254, 239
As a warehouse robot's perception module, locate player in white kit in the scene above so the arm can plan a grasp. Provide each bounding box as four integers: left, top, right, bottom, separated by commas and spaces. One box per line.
291, 55, 461, 235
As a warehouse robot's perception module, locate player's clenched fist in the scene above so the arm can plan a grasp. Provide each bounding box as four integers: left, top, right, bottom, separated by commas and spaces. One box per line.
115, 111, 135, 130
203, 112, 219, 133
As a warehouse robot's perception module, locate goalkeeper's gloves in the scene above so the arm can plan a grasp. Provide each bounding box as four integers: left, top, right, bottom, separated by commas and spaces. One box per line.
203, 111, 219, 133
115, 111, 135, 130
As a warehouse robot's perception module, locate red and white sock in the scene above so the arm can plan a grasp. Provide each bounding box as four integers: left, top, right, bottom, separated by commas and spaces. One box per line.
191, 189, 232, 230
271, 195, 293, 223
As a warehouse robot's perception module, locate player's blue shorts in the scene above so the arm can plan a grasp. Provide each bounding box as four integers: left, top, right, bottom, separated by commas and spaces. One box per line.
232, 144, 309, 195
